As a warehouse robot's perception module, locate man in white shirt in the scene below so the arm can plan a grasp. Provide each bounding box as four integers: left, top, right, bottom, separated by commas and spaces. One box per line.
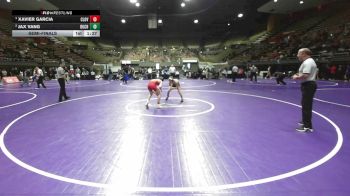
169, 64, 176, 77
147, 67, 153, 79
292, 48, 318, 132
57, 64, 70, 102
232, 65, 238, 82
35, 66, 46, 88
250, 65, 258, 82
90, 70, 96, 80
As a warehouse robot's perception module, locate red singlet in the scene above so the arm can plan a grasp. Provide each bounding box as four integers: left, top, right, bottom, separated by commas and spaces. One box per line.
148, 80, 160, 91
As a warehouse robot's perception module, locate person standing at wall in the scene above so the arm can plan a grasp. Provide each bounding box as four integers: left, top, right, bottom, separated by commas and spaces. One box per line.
232, 65, 238, 82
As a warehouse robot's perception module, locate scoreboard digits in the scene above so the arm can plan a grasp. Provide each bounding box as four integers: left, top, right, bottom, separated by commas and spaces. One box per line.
12, 10, 100, 37
80, 17, 89, 22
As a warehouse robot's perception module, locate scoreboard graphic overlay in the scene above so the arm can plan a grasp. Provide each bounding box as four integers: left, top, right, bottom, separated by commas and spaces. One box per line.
12, 10, 100, 37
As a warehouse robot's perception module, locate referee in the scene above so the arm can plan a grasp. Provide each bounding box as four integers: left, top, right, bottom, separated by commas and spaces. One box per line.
57, 64, 70, 102
292, 48, 317, 132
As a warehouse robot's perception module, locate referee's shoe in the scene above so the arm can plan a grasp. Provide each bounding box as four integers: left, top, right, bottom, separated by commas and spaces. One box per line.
296, 125, 313, 133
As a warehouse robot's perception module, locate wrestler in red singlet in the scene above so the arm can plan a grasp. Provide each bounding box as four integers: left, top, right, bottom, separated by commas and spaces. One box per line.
148, 80, 160, 91
146, 79, 163, 109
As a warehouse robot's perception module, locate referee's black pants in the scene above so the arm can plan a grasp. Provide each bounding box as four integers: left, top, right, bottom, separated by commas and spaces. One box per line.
37, 76, 46, 88
232, 72, 237, 82
301, 81, 317, 129
276, 74, 286, 85
58, 78, 68, 101
250, 72, 257, 82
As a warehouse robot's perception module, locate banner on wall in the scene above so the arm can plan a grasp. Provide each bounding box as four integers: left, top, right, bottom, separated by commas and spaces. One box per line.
2, 77, 20, 84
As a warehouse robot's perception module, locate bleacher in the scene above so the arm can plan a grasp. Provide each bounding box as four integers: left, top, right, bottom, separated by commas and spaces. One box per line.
0, 0, 349, 76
